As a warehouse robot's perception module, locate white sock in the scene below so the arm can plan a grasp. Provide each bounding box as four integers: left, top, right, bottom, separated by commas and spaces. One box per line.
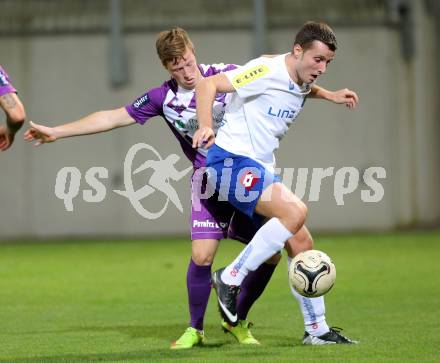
287, 256, 330, 337
221, 218, 293, 285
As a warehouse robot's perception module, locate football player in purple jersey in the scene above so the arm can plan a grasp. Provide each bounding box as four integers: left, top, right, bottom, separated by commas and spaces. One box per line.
24, 27, 278, 348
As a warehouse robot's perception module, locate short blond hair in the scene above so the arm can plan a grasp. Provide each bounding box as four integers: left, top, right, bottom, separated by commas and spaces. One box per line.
156, 27, 195, 67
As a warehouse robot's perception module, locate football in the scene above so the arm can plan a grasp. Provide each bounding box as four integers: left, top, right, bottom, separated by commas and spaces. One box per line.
289, 250, 336, 297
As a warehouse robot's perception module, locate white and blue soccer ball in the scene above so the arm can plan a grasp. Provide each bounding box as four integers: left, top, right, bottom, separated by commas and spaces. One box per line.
289, 250, 336, 297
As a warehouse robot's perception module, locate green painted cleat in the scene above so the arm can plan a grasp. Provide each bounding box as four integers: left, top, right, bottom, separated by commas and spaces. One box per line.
221, 320, 260, 345
170, 327, 206, 349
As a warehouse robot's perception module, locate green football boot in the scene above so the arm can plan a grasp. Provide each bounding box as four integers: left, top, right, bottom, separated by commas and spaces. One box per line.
170, 327, 206, 349
221, 320, 260, 345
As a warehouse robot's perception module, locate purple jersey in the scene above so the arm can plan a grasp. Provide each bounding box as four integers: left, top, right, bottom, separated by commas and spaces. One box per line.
125, 63, 236, 168
0, 65, 17, 97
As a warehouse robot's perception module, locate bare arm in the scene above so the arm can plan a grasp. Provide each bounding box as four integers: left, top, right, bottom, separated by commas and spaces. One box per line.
310, 85, 359, 109
24, 107, 135, 146
192, 73, 235, 149
0, 92, 26, 151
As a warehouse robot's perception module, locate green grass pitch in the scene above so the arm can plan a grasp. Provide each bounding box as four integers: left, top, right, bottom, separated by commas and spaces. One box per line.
0, 231, 438, 362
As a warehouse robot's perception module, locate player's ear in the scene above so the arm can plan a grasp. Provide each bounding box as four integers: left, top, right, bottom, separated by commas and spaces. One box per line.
293, 44, 303, 58
163, 62, 171, 72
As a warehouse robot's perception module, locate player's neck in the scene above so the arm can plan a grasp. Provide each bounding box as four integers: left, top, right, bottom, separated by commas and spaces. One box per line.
284, 53, 303, 86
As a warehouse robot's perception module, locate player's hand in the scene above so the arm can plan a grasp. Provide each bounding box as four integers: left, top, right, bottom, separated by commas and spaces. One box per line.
330, 88, 359, 109
0, 125, 15, 151
23, 121, 58, 146
192, 126, 215, 149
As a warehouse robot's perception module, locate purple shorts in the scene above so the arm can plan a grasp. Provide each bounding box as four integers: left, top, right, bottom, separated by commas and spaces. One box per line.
190, 168, 261, 243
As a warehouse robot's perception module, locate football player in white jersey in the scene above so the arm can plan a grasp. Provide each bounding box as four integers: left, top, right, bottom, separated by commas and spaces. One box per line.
193, 21, 359, 345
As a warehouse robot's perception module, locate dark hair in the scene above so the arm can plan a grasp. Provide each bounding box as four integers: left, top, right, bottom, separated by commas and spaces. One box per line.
156, 27, 195, 67
294, 21, 337, 51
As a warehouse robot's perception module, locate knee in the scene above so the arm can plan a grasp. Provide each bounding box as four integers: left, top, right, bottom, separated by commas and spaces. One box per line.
191, 251, 214, 266
281, 200, 308, 233
297, 200, 308, 221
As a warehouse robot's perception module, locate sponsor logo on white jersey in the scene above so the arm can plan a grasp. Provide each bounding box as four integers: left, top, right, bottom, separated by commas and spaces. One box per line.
232, 64, 269, 88
267, 106, 296, 119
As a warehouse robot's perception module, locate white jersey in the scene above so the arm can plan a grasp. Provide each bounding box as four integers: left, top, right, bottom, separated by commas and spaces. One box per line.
216, 54, 312, 172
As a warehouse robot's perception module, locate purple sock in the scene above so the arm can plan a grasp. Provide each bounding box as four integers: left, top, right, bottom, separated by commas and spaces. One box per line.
237, 262, 277, 321
187, 259, 212, 331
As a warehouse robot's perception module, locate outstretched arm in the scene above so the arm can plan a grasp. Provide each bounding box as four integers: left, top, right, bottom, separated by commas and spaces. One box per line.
310, 85, 359, 109
192, 73, 235, 149
24, 107, 135, 146
0, 92, 26, 151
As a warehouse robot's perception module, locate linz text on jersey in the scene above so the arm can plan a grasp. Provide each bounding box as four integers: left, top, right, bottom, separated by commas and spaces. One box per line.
267, 106, 295, 119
